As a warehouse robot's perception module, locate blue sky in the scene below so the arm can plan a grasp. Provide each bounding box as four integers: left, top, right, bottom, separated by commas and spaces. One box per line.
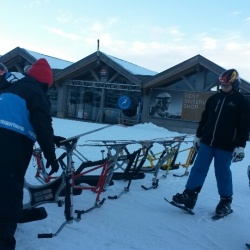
1, 0, 250, 80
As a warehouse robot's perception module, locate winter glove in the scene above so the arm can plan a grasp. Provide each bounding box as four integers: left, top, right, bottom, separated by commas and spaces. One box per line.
193, 136, 201, 151
54, 135, 66, 147
232, 147, 245, 163
46, 158, 60, 175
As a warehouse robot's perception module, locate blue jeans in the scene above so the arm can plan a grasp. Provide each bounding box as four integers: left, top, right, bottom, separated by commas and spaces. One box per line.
186, 143, 233, 197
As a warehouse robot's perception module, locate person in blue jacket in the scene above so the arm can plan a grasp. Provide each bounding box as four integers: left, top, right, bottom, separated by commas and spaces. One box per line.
0, 58, 60, 249
172, 69, 249, 217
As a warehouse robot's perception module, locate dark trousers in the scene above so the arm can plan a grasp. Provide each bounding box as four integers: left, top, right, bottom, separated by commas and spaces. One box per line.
0, 221, 17, 250
0, 128, 34, 249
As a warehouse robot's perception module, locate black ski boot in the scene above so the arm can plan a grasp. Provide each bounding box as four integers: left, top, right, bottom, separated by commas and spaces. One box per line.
215, 197, 233, 216
172, 189, 198, 209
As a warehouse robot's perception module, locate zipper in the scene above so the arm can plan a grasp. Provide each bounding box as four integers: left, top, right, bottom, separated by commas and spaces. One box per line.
210, 96, 226, 146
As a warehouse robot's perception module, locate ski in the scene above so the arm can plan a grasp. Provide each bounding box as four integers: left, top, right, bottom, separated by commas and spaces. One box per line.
211, 209, 233, 220
164, 198, 195, 215
245, 243, 250, 249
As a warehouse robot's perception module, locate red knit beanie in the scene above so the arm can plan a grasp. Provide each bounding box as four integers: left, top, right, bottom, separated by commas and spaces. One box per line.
28, 58, 53, 87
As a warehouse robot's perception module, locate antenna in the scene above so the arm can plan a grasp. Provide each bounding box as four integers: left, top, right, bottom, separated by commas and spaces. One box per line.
97, 39, 100, 55
97, 39, 100, 65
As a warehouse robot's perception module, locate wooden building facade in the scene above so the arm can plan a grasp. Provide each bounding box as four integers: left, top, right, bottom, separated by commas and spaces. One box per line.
1, 47, 250, 134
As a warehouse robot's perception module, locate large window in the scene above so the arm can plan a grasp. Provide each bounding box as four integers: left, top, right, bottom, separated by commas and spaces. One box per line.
65, 84, 142, 123
105, 90, 141, 115
66, 86, 102, 121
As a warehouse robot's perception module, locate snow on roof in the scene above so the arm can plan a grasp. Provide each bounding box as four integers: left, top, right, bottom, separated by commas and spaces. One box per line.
23, 48, 157, 76
23, 49, 73, 70
104, 53, 158, 76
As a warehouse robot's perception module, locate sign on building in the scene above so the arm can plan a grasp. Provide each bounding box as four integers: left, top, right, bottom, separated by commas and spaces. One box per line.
148, 88, 214, 121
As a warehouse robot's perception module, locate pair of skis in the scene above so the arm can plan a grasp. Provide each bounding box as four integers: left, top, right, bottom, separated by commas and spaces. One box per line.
164, 198, 233, 220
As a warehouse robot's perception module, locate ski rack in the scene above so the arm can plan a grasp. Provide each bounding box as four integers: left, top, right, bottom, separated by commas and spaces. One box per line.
37, 136, 81, 238
172, 146, 197, 177
33, 124, 115, 184
108, 148, 141, 199
141, 139, 185, 190
74, 142, 127, 218
86, 138, 191, 191
139, 135, 187, 172
108, 141, 153, 199
110, 136, 190, 173
33, 136, 191, 237
33, 140, 131, 223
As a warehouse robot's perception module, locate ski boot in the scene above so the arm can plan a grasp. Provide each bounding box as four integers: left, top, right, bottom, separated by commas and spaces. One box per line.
172, 189, 198, 209
215, 197, 233, 216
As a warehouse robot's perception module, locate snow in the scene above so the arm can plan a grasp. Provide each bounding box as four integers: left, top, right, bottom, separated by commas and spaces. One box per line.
18, 118, 250, 250
23, 48, 73, 69
21, 48, 158, 75
104, 53, 158, 76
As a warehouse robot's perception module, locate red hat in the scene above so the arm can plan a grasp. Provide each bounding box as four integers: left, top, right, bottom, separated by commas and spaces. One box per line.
28, 58, 53, 87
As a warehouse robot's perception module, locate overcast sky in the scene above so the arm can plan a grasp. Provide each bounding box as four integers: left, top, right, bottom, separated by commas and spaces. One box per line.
1, 0, 250, 80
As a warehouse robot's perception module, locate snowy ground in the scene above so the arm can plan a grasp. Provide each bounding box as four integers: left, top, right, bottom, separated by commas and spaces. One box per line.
16, 118, 250, 250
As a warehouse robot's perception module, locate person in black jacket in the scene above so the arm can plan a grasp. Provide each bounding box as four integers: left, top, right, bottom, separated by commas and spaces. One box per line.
171, 69, 249, 217
0, 58, 59, 249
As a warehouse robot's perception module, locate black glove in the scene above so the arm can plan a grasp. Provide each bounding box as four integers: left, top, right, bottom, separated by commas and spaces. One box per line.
46, 159, 60, 175
54, 135, 66, 147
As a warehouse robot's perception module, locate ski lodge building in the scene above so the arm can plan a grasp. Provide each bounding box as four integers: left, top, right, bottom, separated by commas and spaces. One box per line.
1, 47, 250, 134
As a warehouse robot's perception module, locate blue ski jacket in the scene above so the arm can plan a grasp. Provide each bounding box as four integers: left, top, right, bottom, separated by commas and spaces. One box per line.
0, 75, 56, 162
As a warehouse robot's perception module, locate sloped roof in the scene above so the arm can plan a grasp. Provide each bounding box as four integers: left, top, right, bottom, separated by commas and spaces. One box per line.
103, 53, 158, 76
23, 49, 73, 69
0, 47, 72, 71
54, 51, 156, 85
0, 47, 156, 77
142, 54, 250, 92
1, 48, 249, 93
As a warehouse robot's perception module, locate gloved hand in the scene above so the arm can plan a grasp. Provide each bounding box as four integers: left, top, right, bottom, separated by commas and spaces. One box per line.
193, 136, 201, 151
232, 147, 245, 163
46, 158, 60, 175
54, 135, 66, 147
